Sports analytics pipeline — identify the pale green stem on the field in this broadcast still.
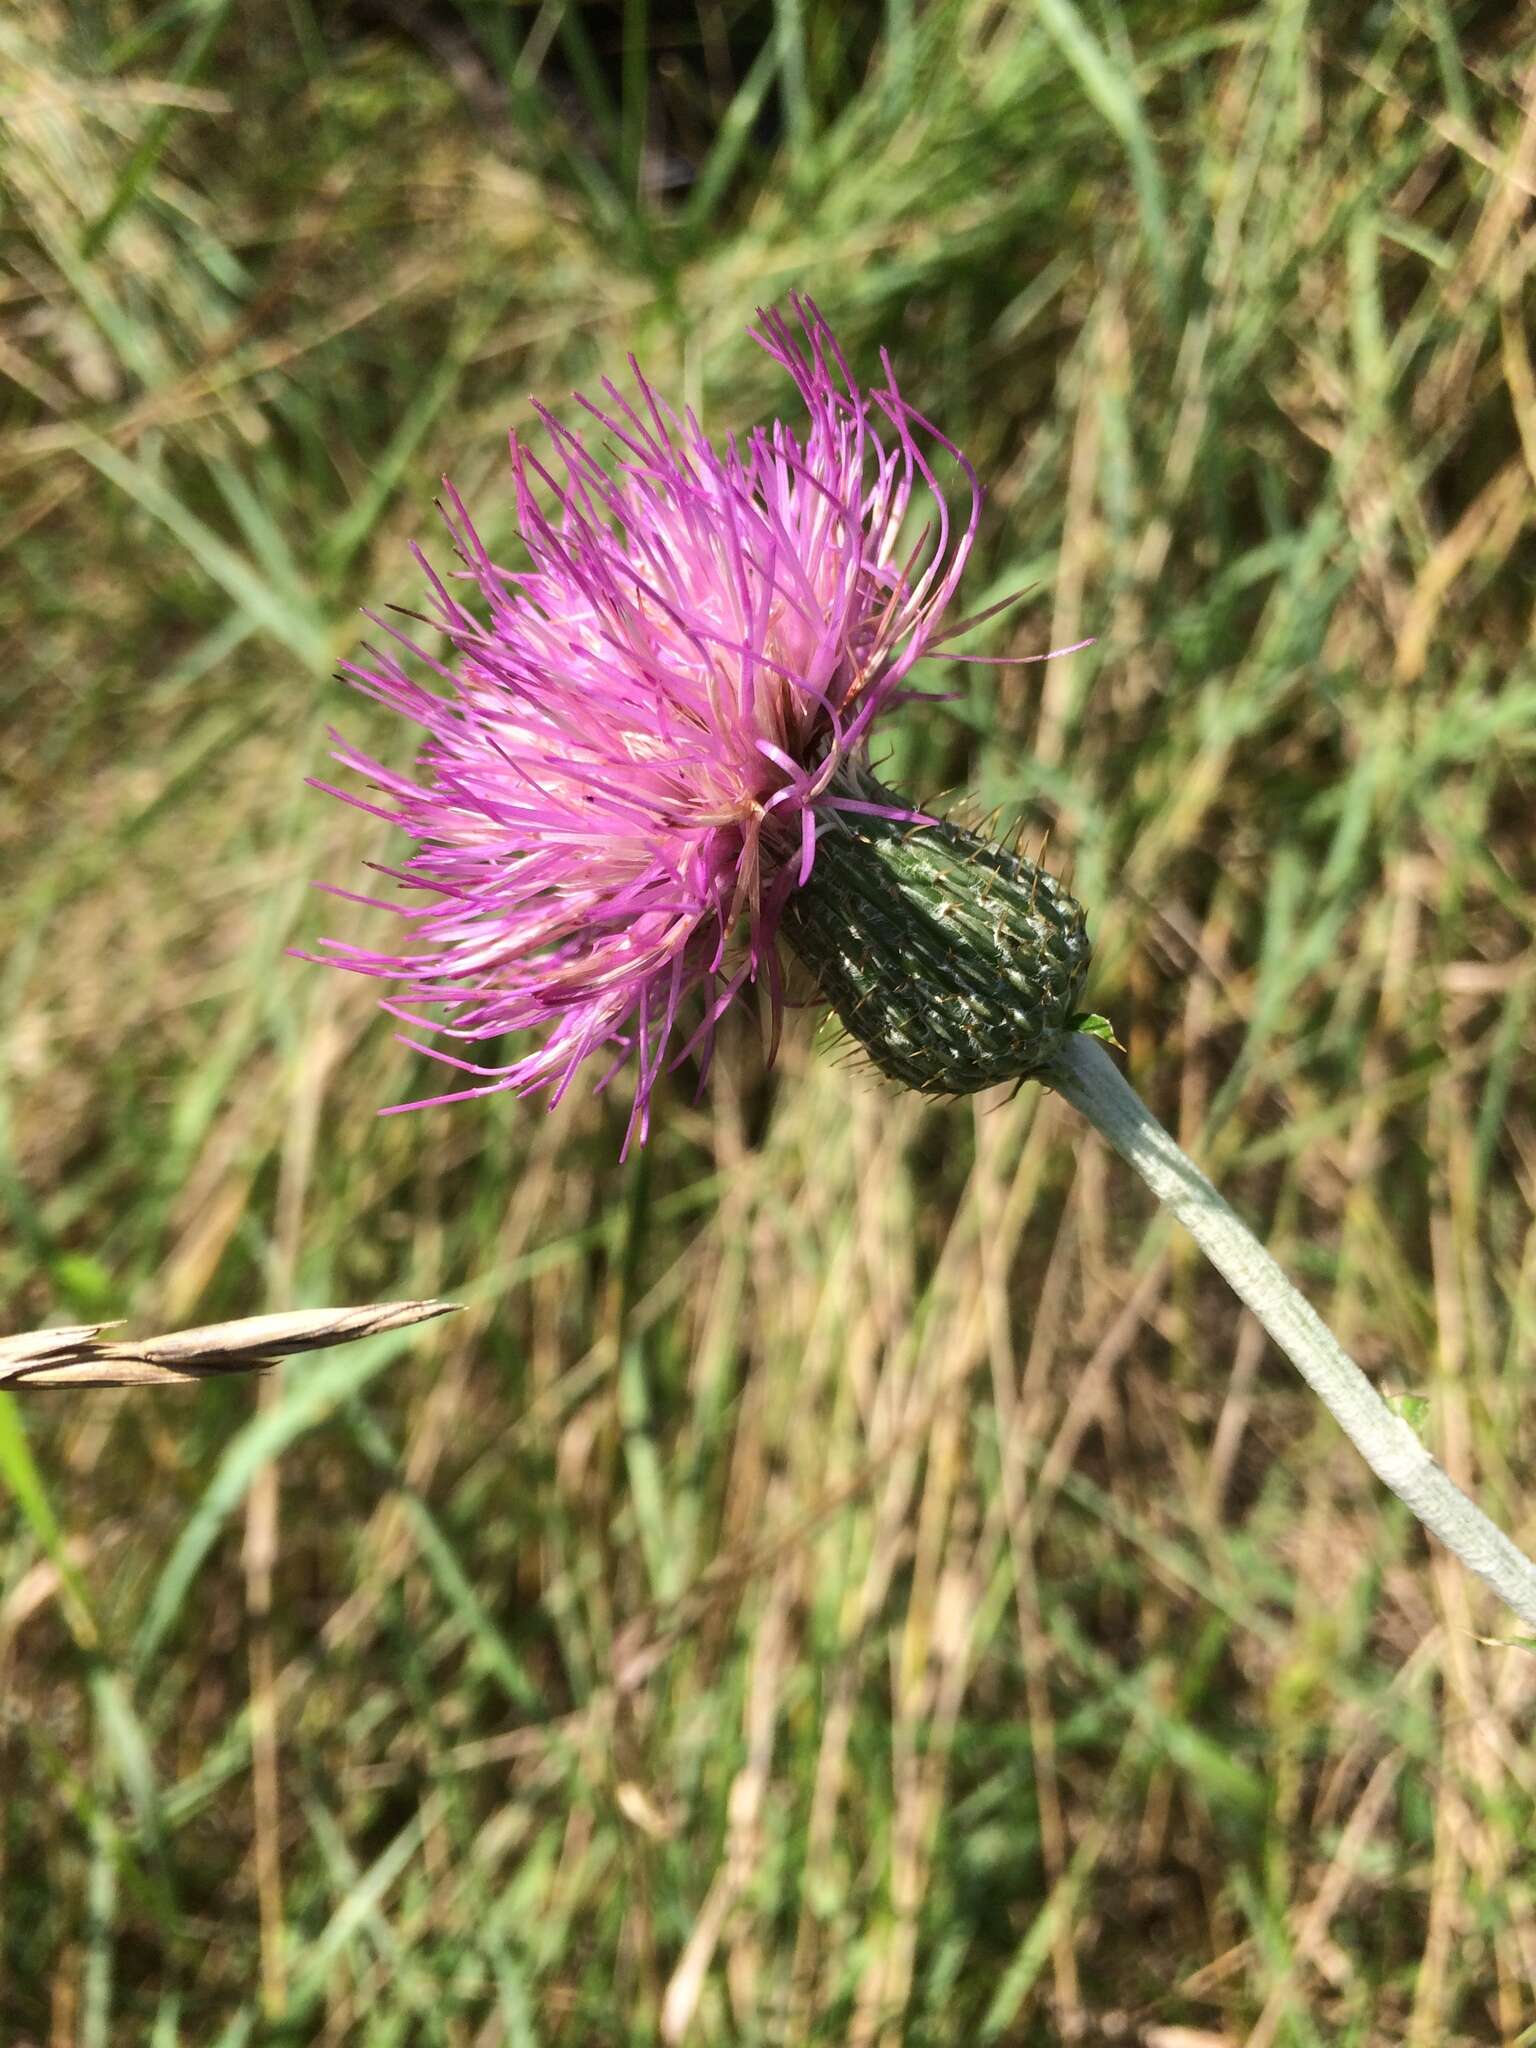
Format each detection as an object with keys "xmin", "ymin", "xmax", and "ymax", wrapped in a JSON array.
[{"xmin": 1046, "ymin": 1034, "xmax": 1536, "ymax": 1634}]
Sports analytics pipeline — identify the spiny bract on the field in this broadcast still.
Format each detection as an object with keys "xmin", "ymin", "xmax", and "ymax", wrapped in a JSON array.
[{"xmin": 783, "ymin": 780, "xmax": 1092, "ymax": 1096}]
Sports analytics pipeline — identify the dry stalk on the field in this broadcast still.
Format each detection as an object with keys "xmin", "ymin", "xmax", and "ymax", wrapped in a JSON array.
[{"xmin": 0, "ymin": 1300, "xmax": 458, "ymax": 1391}]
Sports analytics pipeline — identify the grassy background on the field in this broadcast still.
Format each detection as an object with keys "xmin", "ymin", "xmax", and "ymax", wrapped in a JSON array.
[{"xmin": 4, "ymin": 1, "xmax": 1536, "ymax": 2041}]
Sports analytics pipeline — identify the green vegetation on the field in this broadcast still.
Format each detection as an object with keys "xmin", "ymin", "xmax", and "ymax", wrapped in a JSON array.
[{"xmin": 4, "ymin": 2, "xmax": 1535, "ymax": 2039}]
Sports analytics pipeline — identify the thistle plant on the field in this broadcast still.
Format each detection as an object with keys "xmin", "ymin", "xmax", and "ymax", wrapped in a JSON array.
[{"xmin": 310, "ymin": 299, "xmax": 1536, "ymax": 1635}]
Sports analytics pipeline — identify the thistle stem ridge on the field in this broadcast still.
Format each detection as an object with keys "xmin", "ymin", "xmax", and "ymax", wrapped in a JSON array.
[{"xmin": 1046, "ymin": 1033, "xmax": 1536, "ymax": 1634}]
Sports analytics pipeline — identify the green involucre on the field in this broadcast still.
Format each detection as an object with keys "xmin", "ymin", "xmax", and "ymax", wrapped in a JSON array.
[{"xmin": 785, "ymin": 788, "xmax": 1092, "ymax": 1095}]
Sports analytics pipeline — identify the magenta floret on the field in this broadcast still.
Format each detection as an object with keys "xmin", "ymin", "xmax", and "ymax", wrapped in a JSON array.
[{"xmin": 309, "ymin": 296, "xmax": 980, "ymax": 1147}]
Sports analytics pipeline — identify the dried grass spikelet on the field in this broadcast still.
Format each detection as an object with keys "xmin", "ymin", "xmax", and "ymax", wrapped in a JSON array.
[{"xmin": 0, "ymin": 1300, "xmax": 458, "ymax": 1391}]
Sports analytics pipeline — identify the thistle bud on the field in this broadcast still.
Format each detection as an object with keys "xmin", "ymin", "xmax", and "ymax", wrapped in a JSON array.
[{"xmin": 785, "ymin": 783, "xmax": 1092, "ymax": 1095}]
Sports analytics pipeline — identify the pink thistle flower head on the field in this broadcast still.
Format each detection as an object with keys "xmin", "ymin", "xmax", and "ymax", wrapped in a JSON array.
[{"xmin": 309, "ymin": 297, "xmax": 988, "ymax": 1148}]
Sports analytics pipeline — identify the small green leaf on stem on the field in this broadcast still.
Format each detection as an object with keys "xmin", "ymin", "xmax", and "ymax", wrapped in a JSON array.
[
  {"xmin": 1385, "ymin": 1392, "xmax": 1431, "ymax": 1435},
  {"xmin": 1070, "ymin": 1012, "xmax": 1123, "ymax": 1048}
]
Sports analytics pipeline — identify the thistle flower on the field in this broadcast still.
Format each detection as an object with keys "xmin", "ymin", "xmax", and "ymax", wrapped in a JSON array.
[
  {"xmin": 301, "ymin": 301, "xmax": 1536, "ymax": 1639},
  {"xmin": 311, "ymin": 296, "xmax": 1087, "ymax": 1146}
]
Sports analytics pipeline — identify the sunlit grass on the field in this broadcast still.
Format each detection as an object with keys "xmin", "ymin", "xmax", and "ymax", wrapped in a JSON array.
[{"xmin": 3, "ymin": 2, "xmax": 1535, "ymax": 2040}]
